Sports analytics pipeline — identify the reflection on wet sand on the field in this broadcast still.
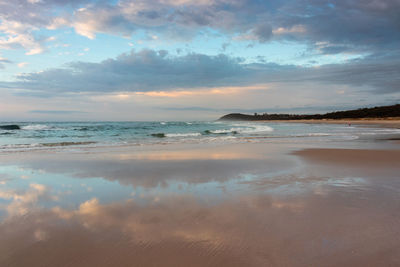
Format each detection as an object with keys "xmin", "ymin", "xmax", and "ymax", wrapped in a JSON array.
[
  {"xmin": 0, "ymin": 143, "xmax": 296, "ymax": 189},
  {"xmin": 1, "ymin": 187, "xmax": 400, "ymax": 266},
  {"xmin": 293, "ymin": 148, "xmax": 400, "ymax": 167},
  {"xmin": 0, "ymin": 142, "xmax": 399, "ymax": 266}
]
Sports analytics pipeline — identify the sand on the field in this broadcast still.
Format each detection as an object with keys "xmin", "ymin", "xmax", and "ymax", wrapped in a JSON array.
[
  {"xmin": 0, "ymin": 131, "xmax": 399, "ymax": 266},
  {"xmin": 293, "ymin": 148, "xmax": 400, "ymax": 167},
  {"xmin": 260, "ymin": 118, "xmax": 400, "ymax": 128}
]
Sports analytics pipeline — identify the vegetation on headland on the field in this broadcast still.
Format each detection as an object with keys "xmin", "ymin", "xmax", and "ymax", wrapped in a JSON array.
[{"xmin": 219, "ymin": 104, "xmax": 400, "ymax": 121}]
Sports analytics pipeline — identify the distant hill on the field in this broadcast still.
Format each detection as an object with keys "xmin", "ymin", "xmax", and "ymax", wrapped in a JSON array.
[{"xmin": 219, "ymin": 104, "xmax": 400, "ymax": 121}]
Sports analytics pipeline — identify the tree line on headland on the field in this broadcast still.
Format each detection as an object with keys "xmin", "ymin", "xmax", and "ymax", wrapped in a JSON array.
[{"xmin": 219, "ymin": 104, "xmax": 400, "ymax": 121}]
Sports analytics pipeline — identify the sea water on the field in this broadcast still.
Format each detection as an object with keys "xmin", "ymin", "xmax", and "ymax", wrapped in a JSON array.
[{"xmin": 0, "ymin": 121, "xmax": 399, "ymax": 151}]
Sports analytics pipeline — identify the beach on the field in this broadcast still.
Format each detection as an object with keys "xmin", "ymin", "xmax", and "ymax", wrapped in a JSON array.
[
  {"xmin": 2, "ymin": 0, "xmax": 400, "ymax": 265},
  {"xmin": 0, "ymin": 121, "xmax": 399, "ymax": 266},
  {"xmin": 258, "ymin": 118, "xmax": 400, "ymax": 128}
]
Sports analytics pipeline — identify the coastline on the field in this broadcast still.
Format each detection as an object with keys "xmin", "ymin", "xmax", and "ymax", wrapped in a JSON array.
[
  {"xmin": 256, "ymin": 118, "xmax": 400, "ymax": 128},
  {"xmin": 293, "ymin": 148, "xmax": 400, "ymax": 167},
  {"xmin": 1, "ymin": 120, "xmax": 400, "ymax": 154},
  {"xmin": 0, "ymin": 123, "xmax": 399, "ymax": 266}
]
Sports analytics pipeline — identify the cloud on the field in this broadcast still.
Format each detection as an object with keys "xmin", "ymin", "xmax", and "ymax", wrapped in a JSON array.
[
  {"xmin": 58, "ymin": 0, "xmax": 400, "ymax": 55},
  {"xmin": 3, "ymin": 48, "xmax": 400, "ymax": 96},
  {"xmin": 8, "ymin": 49, "xmax": 253, "ymax": 94},
  {"xmin": 0, "ymin": 57, "xmax": 12, "ymax": 69},
  {"xmin": 29, "ymin": 110, "xmax": 88, "ymax": 114},
  {"xmin": 1, "ymin": 0, "xmax": 400, "ymax": 57},
  {"xmin": 159, "ymin": 106, "xmax": 218, "ymax": 111},
  {"xmin": 0, "ymin": 0, "xmax": 92, "ymax": 54},
  {"xmin": 17, "ymin": 62, "xmax": 28, "ymax": 68},
  {"xmin": 0, "ymin": 19, "xmax": 45, "ymax": 55},
  {"xmin": 311, "ymin": 55, "xmax": 400, "ymax": 94},
  {"xmin": 158, "ymin": 104, "xmax": 371, "ymax": 114},
  {"xmin": 0, "ymin": 58, "xmax": 12, "ymax": 63},
  {"xmin": 0, "ymin": 0, "xmax": 399, "ymax": 115},
  {"xmin": 301, "ymin": 1, "xmax": 399, "ymax": 54},
  {"xmin": 252, "ymin": 24, "xmax": 273, "ymax": 42},
  {"xmin": 0, "ymin": 183, "xmax": 55, "ymax": 216}
]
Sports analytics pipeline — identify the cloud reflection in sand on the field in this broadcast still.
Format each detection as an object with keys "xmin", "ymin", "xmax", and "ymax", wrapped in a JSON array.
[
  {"xmin": 1, "ymin": 187, "xmax": 400, "ymax": 267},
  {"xmin": 0, "ymin": 143, "xmax": 400, "ymax": 266},
  {"xmin": 0, "ymin": 144, "xmax": 296, "ymax": 190}
]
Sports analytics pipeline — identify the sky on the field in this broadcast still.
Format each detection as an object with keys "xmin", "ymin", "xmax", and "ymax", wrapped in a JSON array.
[{"xmin": 0, "ymin": 0, "xmax": 399, "ymax": 121}]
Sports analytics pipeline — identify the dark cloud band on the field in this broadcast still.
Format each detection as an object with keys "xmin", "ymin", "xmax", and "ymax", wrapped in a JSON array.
[{"xmin": 3, "ymin": 49, "xmax": 399, "ymax": 95}]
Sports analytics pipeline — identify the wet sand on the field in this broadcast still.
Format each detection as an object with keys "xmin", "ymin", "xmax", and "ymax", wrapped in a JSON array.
[
  {"xmin": 293, "ymin": 148, "xmax": 400, "ymax": 167},
  {"xmin": 262, "ymin": 118, "xmax": 400, "ymax": 128},
  {"xmin": 0, "ymin": 140, "xmax": 400, "ymax": 266}
]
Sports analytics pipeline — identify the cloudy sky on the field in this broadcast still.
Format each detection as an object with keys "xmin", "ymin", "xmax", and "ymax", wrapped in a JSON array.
[{"xmin": 0, "ymin": 0, "xmax": 399, "ymax": 121}]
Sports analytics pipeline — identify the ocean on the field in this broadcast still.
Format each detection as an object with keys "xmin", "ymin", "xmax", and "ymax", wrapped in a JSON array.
[{"xmin": 1, "ymin": 121, "xmax": 399, "ymax": 152}]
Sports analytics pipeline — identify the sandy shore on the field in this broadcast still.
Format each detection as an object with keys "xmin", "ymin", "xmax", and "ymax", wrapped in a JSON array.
[
  {"xmin": 293, "ymin": 148, "xmax": 400, "ymax": 167},
  {"xmin": 260, "ymin": 118, "xmax": 400, "ymax": 128},
  {"xmin": 0, "ymin": 135, "xmax": 399, "ymax": 266}
]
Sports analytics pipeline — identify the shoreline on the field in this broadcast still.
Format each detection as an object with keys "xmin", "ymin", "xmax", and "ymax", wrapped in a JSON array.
[
  {"xmin": 0, "ymin": 129, "xmax": 400, "ymax": 266},
  {"xmin": 254, "ymin": 118, "xmax": 400, "ymax": 128},
  {"xmin": 1, "ymin": 120, "xmax": 400, "ymax": 154},
  {"xmin": 293, "ymin": 148, "xmax": 400, "ymax": 167}
]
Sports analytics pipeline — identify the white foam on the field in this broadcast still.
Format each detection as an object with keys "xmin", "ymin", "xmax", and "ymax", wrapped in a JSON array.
[
  {"xmin": 307, "ymin": 133, "xmax": 331, "ymax": 136},
  {"xmin": 165, "ymin": 132, "xmax": 202, "ymax": 137},
  {"xmin": 22, "ymin": 124, "xmax": 52, "ymax": 130},
  {"xmin": 207, "ymin": 136, "xmax": 237, "ymax": 141},
  {"xmin": 231, "ymin": 124, "xmax": 274, "ymax": 134},
  {"xmin": 210, "ymin": 129, "xmax": 234, "ymax": 134}
]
